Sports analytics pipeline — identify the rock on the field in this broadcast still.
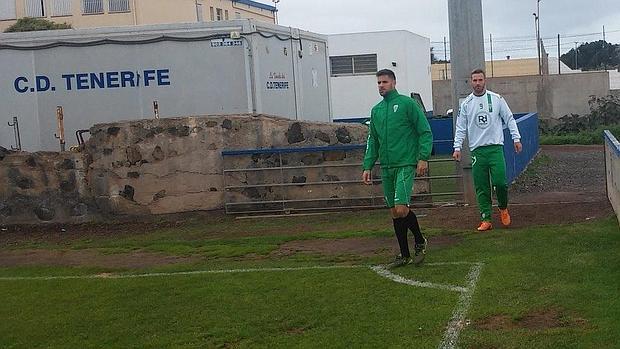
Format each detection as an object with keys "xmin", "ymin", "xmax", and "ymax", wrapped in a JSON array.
[
  {"xmin": 287, "ymin": 122, "xmax": 305, "ymax": 144},
  {"xmin": 107, "ymin": 127, "xmax": 121, "ymax": 136},
  {"xmin": 25, "ymin": 156, "xmax": 37, "ymax": 167},
  {"xmin": 71, "ymin": 203, "xmax": 88, "ymax": 217},
  {"xmin": 222, "ymin": 119, "xmax": 233, "ymax": 130},
  {"xmin": 34, "ymin": 206, "xmax": 55, "ymax": 221},
  {"xmin": 16, "ymin": 177, "xmax": 33, "ymax": 190},
  {"xmin": 60, "ymin": 179, "xmax": 75, "ymax": 192},
  {"xmin": 322, "ymin": 175, "xmax": 340, "ymax": 182},
  {"xmin": 59, "ymin": 158, "xmax": 75, "ymax": 170},
  {"xmin": 336, "ymin": 127, "xmax": 352, "ymax": 144},
  {"xmin": 153, "ymin": 190, "xmax": 166, "ymax": 201},
  {"xmin": 292, "ymin": 176, "xmax": 307, "ymax": 184},
  {"xmin": 315, "ymin": 131, "xmax": 331, "ymax": 143},
  {"xmin": 152, "ymin": 146, "xmax": 165, "ymax": 161},
  {"xmin": 0, "ymin": 203, "xmax": 12, "ymax": 217},
  {"xmin": 0, "ymin": 146, "xmax": 10, "ymax": 161},
  {"xmin": 126, "ymin": 146, "xmax": 142, "ymax": 165},
  {"xmin": 120, "ymin": 185, "xmax": 135, "ymax": 201}
]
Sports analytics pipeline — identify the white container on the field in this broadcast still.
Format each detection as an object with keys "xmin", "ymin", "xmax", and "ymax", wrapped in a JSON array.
[{"xmin": 0, "ymin": 20, "xmax": 332, "ymax": 151}]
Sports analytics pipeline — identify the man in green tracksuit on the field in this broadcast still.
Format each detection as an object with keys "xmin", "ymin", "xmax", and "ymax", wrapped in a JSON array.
[
  {"xmin": 453, "ymin": 69, "xmax": 522, "ymax": 231},
  {"xmin": 362, "ymin": 69, "xmax": 433, "ymax": 267}
]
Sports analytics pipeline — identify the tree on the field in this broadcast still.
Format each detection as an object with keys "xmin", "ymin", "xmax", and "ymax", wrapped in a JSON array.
[
  {"xmin": 560, "ymin": 40, "xmax": 619, "ymax": 71},
  {"xmin": 4, "ymin": 17, "xmax": 71, "ymax": 33},
  {"xmin": 430, "ymin": 46, "xmax": 449, "ymax": 64}
]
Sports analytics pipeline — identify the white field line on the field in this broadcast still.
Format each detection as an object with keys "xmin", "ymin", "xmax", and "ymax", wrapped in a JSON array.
[
  {"xmin": 0, "ymin": 262, "xmax": 476, "ymax": 282},
  {"xmin": 0, "ymin": 265, "xmax": 364, "ymax": 281},
  {"xmin": 369, "ymin": 265, "xmax": 468, "ymax": 293},
  {"xmin": 437, "ymin": 262, "xmax": 484, "ymax": 349}
]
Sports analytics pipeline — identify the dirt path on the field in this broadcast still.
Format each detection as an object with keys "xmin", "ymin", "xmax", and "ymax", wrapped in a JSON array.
[{"xmin": 510, "ymin": 145, "xmax": 607, "ymax": 203}]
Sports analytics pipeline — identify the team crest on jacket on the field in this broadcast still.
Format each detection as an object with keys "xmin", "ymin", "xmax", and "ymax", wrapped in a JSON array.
[
  {"xmin": 393, "ymin": 105, "xmax": 399, "ymax": 113},
  {"xmin": 475, "ymin": 111, "xmax": 490, "ymax": 129}
]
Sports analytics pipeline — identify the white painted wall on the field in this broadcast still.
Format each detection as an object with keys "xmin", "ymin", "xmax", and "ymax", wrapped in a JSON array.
[
  {"xmin": 328, "ymin": 30, "xmax": 432, "ymax": 119},
  {"xmin": 608, "ymin": 69, "xmax": 620, "ymax": 90}
]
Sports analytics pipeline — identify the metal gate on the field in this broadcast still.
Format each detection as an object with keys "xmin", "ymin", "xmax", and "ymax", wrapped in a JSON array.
[{"xmin": 222, "ymin": 144, "xmax": 463, "ymax": 215}]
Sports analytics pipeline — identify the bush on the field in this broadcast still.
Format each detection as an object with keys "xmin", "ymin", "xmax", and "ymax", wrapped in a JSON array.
[
  {"xmin": 540, "ymin": 124, "xmax": 620, "ymax": 145},
  {"xmin": 4, "ymin": 17, "xmax": 71, "ymax": 33},
  {"xmin": 539, "ymin": 95, "xmax": 620, "ymax": 144}
]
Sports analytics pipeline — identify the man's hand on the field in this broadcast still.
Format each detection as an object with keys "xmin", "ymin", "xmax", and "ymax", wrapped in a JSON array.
[
  {"xmin": 514, "ymin": 142, "xmax": 523, "ymax": 154},
  {"xmin": 362, "ymin": 170, "xmax": 372, "ymax": 185},
  {"xmin": 452, "ymin": 150, "xmax": 461, "ymax": 162},
  {"xmin": 416, "ymin": 160, "xmax": 428, "ymax": 177}
]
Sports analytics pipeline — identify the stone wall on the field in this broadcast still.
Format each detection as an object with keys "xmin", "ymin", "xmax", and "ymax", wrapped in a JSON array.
[
  {"xmin": 85, "ymin": 114, "xmax": 369, "ymax": 216},
  {"xmin": 0, "ymin": 149, "xmax": 92, "ymax": 224},
  {"xmin": 1, "ymin": 115, "xmax": 372, "ymax": 224}
]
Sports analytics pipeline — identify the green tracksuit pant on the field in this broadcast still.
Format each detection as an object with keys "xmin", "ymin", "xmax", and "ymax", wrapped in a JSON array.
[{"xmin": 471, "ymin": 145, "xmax": 508, "ymax": 222}]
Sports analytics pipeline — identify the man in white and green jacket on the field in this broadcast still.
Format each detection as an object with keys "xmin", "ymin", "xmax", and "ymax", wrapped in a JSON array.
[{"xmin": 452, "ymin": 69, "xmax": 522, "ymax": 232}]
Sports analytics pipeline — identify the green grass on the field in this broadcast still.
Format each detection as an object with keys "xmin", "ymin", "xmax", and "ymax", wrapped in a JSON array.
[
  {"xmin": 428, "ymin": 156, "xmax": 459, "ymax": 203},
  {"xmin": 1, "ymin": 213, "xmax": 619, "ymax": 348},
  {"xmin": 540, "ymin": 124, "xmax": 620, "ymax": 145}
]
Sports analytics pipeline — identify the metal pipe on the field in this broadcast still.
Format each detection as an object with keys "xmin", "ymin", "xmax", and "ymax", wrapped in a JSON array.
[
  {"xmin": 557, "ymin": 34, "xmax": 561, "ymax": 75},
  {"xmin": 226, "ymin": 192, "xmax": 465, "ymax": 206},
  {"xmin": 225, "ymin": 175, "xmax": 463, "ymax": 190},
  {"xmin": 443, "ymin": 36, "xmax": 448, "ymax": 80},
  {"xmin": 54, "ymin": 106, "xmax": 66, "ymax": 152},
  {"xmin": 153, "ymin": 101, "xmax": 160, "ymax": 119},
  {"xmin": 489, "ymin": 33, "xmax": 494, "ymax": 77},
  {"xmin": 7, "ymin": 116, "xmax": 21, "ymax": 151},
  {"xmin": 223, "ymin": 158, "xmax": 457, "ymax": 173}
]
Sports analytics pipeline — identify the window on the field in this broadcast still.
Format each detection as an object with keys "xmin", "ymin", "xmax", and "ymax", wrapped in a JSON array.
[
  {"xmin": 329, "ymin": 54, "xmax": 377, "ymax": 76},
  {"xmin": 108, "ymin": 0, "xmax": 129, "ymax": 13},
  {"xmin": 224, "ymin": 9, "xmax": 228, "ymax": 20},
  {"xmin": 51, "ymin": 0, "xmax": 71, "ymax": 16},
  {"xmin": 216, "ymin": 8, "xmax": 222, "ymax": 21},
  {"xmin": 82, "ymin": 0, "xmax": 103, "ymax": 14},
  {"xmin": 196, "ymin": 2, "xmax": 203, "ymax": 21},
  {"xmin": 209, "ymin": 6, "xmax": 214, "ymax": 20},
  {"xmin": 25, "ymin": 0, "xmax": 45, "ymax": 17},
  {"xmin": 0, "ymin": 0, "xmax": 17, "ymax": 20}
]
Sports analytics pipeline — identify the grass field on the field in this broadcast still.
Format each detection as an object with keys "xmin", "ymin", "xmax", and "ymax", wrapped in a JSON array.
[{"xmin": 1, "ymin": 211, "xmax": 619, "ymax": 349}]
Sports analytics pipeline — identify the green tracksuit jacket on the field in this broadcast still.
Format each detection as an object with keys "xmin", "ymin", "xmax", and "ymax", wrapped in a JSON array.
[{"xmin": 363, "ymin": 89, "xmax": 433, "ymax": 170}]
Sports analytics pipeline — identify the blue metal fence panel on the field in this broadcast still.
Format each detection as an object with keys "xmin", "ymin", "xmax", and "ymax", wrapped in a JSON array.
[
  {"xmin": 503, "ymin": 113, "xmax": 539, "ymax": 184},
  {"xmin": 428, "ymin": 118, "xmax": 453, "ymax": 155}
]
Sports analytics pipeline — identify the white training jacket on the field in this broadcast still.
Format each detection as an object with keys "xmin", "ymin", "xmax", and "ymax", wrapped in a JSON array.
[{"xmin": 453, "ymin": 90, "xmax": 521, "ymax": 152}]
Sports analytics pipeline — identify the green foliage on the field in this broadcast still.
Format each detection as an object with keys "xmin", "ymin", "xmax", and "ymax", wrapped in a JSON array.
[
  {"xmin": 540, "ymin": 125, "xmax": 620, "ymax": 145},
  {"xmin": 540, "ymin": 95, "xmax": 620, "ymax": 144},
  {"xmin": 560, "ymin": 40, "xmax": 620, "ymax": 70},
  {"xmin": 4, "ymin": 17, "xmax": 71, "ymax": 33}
]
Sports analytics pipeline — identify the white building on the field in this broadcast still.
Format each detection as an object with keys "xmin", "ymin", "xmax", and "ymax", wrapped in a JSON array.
[{"xmin": 328, "ymin": 30, "xmax": 433, "ymax": 120}]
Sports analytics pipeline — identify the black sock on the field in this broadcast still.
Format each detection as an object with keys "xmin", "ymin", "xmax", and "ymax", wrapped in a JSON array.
[
  {"xmin": 405, "ymin": 211, "xmax": 425, "ymax": 245},
  {"xmin": 392, "ymin": 217, "xmax": 411, "ymax": 258}
]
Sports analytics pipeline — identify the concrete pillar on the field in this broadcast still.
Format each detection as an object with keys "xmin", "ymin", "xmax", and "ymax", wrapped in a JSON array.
[{"xmin": 448, "ymin": 0, "xmax": 485, "ymax": 205}]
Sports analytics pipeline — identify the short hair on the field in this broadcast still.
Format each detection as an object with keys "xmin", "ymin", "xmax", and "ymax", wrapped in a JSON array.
[
  {"xmin": 376, "ymin": 69, "xmax": 396, "ymax": 80},
  {"xmin": 471, "ymin": 69, "xmax": 486, "ymax": 77}
]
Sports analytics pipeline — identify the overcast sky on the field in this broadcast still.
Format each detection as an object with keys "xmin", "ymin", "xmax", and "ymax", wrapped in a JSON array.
[{"xmin": 276, "ymin": 0, "xmax": 620, "ymax": 59}]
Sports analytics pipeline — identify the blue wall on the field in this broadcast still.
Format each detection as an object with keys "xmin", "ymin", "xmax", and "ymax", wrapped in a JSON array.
[{"xmin": 503, "ymin": 113, "xmax": 539, "ymax": 184}]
